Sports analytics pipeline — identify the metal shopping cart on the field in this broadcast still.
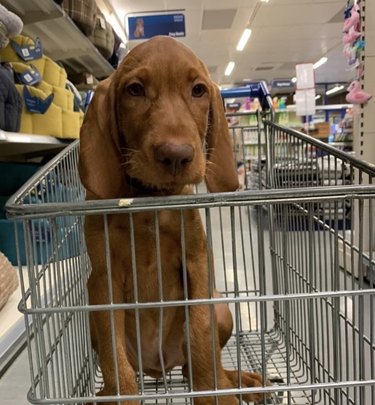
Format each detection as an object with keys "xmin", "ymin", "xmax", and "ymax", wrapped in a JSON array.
[{"xmin": 6, "ymin": 82, "xmax": 375, "ymax": 404}]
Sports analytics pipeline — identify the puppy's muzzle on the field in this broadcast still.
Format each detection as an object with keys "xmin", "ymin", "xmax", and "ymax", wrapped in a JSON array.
[{"xmin": 154, "ymin": 143, "xmax": 194, "ymax": 176}]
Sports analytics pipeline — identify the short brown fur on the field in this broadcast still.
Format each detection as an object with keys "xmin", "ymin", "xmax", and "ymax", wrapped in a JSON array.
[{"xmin": 79, "ymin": 36, "xmax": 268, "ymax": 404}]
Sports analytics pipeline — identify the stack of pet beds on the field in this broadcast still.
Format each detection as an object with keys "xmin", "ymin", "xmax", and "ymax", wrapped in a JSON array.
[
  {"xmin": 0, "ymin": 34, "xmax": 84, "ymax": 139},
  {"xmin": 0, "ymin": 64, "xmax": 22, "ymax": 132},
  {"xmin": 88, "ymin": 10, "xmax": 115, "ymax": 59},
  {"xmin": 62, "ymin": 0, "xmax": 120, "ymax": 67},
  {"xmin": 62, "ymin": 0, "xmax": 126, "ymax": 69},
  {"xmin": 0, "ymin": 251, "xmax": 18, "ymax": 310}
]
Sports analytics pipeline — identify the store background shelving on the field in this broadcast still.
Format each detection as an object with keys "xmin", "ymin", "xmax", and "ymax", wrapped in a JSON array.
[
  {"xmin": 1, "ymin": 0, "xmax": 114, "ymax": 78},
  {"xmin": 0, "ymin": 0, "xmax": 114, "ymax": 374},
  {"xmin": 274, "ymin": 104, "xmax": 354, "ymax": 152},
  {"xmin": 0, "ymin": 130, "xmax": 69, "ymax": 159},
  {"xmin": 0, "ymin": 0, "xmax": 114, "ymax": 159}
]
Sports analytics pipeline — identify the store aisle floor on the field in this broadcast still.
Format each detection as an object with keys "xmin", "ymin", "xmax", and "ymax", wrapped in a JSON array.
[{"xmin": 0, "ymin": 348, "xmax": 29, "ymax": 405}]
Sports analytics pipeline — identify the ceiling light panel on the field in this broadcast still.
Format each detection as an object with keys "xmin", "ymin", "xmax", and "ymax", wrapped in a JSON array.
[
  {"xmin": 236, "ymin": 28, "xmax": 252, "ymax": 51},
  {"xmin": 326, "ymin": 85, "xmax": 344, "ymax": 95},
  {"xmin": 225, "ymin": 61, "xmax": 235, "ymax": 76},
  {"xmin": 313, "ymin": 56, "xmax": 328, "ymax": 69}
]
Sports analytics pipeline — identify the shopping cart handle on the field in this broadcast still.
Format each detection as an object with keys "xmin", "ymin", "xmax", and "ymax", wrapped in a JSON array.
[{"xmin": 220, "ymin": 81, "xmax": 273, "ymax": 111}]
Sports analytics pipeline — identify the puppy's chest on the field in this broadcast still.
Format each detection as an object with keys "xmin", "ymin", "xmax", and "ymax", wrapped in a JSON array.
[
  {"xmin": 114, "ymin": 212, "xmax": 186, "ymax": 301},
  {"xmin": 123, "ymin": 253, "xmax": 184, "ymax": 304},
  {"xmin": 135, "ymin": 211, "xmax": 183, "ymax": 255}
]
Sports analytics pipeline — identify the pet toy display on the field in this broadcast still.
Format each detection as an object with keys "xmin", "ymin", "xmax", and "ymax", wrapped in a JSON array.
[
  {"xmin": 343, "ymin": 0, "xmax": 372, "ymax": 105},
  {"xmin": 343, "ymin": 3, "xmax": 360, "ymax": 34},
  {"xmin": 346, "ymin": 79, "xmax": 372, "ymax": 104}
]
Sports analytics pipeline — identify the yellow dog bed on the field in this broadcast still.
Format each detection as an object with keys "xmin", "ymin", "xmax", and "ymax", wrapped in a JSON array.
[
  {"xmin": 1, "ymin": 36, "xmax": 67, "ymax": 87},
  {"xmin": 16, "ymin": 85, "xmax": 82, "ymax": 139},
  {"xmin": 11, "ymin": 62, "xmax": 73, "ymax": 110}
]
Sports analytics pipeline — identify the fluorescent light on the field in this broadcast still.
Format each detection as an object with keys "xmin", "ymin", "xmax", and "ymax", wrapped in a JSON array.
[
  {"xmin": 236, "ymin": 28, "xmax": 252, "ymax": 51},
  {"xmin": 261, "ymin": 0, "xmax": 270, "ymax": 2},
  {"xmin": 225, "ymin": 61, "xmax": 235, "ymax": 76},
  {"xmin": 315, "ymin": 95, "xmax": 321, "ymax": 100},
  {"xmin": 326, "ymin": 85, "xmax": 344, "ymax": 95},
  {"xmin": 291, "ymin": 77, "xmax": 297, "ymax": 83},
  {"xmin": 313, "ymin": 56, "xmax": 328, "ymax": 69}
]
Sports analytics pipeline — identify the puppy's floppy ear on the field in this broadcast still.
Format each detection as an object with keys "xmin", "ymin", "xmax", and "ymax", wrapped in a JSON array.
[
  {"xmin": 79, "ymin": 77, "xmax": 124, "ymax": 199},
  {"xmin": 205, "ymin": 83, "xmax": 239, "ymax": 192}
]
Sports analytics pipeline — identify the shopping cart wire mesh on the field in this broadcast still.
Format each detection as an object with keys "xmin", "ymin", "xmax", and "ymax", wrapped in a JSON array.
[{"xmin": 6, "ymin": 111, "xmax": 375, "ymax": 405}]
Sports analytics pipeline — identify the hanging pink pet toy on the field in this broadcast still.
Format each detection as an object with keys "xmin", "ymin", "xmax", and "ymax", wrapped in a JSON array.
[
  {"xmin": 346, "ymin": 80, "xmax": 372, "ymax": 104},
  {"xmin": 343, "ymin": 3, "xmax": 360, "ymax": 33},
  {"xmin": 343, "ymin": 26, "xmax": 361, "ymax": 45}
]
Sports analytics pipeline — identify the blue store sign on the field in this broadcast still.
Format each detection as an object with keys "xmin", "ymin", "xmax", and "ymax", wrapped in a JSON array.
[{"xmin": 128, "ymin": 13, "xmax": 186, "ymax": 40}]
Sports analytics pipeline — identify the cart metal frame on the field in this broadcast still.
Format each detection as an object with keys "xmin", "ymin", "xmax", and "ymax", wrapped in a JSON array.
[{"xmin": 6, "ymin": 106, "xmax": 375, "ymax": 404}]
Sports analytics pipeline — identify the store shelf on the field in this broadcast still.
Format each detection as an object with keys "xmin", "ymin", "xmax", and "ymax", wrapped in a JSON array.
[
  {"xmin": 0, "ymin": 130, "xmax": 70, "ymax": 158},
  {"xmin": 1, "ymin": 0, "xmax": 114, "ymax": 78},
  {"xmin": 281, "ymin": 104, "xmax": 353, "ymax": 112}
]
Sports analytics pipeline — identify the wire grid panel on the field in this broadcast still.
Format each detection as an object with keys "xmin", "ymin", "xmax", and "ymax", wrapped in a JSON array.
[
  {"xmin": 227, "ymin": 112, "xmax": 265, "ymax": 191},
  {"xmin": 263, "ymin": 119, "xmax": 375, "ymax": 404},
  {"xmin": 263, "ymin": 118, "xmax": 375, "ymax": 282},
  {"xmin": 5, "ymin": 130, "xmax": 375, "ymax": 405}
]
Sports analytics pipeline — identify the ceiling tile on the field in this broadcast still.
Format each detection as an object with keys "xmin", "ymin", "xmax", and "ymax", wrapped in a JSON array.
[
  {"xmin": 329, "ymin": 6, "xmax": 346, "ymax": 23},
  {"xmin": 253, "ymin": 2, "xmax": 346, "ymax": 27},
  {"xmin": 201, "ymin": 9, "xmax": 237, "ymax": 30}
]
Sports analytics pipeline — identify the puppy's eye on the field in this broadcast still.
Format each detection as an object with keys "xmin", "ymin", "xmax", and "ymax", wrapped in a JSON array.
[
  {"xmin": 192, "ymin": 84, "xmax": 207, "ymax": 98},
  {"xmin": 127, "ymin": 83, "xmax": 145, "ymax": 97}
]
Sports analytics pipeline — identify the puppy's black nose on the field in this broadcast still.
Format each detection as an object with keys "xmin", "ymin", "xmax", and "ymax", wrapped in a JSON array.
[{"xmin": 154, "ymin": 143, "xmax": 194, "ymax": 175}]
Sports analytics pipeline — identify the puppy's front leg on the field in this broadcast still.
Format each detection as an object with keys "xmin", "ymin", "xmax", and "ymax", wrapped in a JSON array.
[
  {"xmin": 185, "ymin": 254, "xmax": 238, "ymax": 405},
  {"xmin": 88, "ymin": 271, "xmax": 139, "ymax": 405}
]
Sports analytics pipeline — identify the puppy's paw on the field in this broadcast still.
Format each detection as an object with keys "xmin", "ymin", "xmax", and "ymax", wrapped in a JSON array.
[
  {"xmin": 225, "ymin": 369, "xmax": 272, "ymax": 403},
  {"xmin": 88, "ymin": 388, "xmax": 139, "ymax": 405}
]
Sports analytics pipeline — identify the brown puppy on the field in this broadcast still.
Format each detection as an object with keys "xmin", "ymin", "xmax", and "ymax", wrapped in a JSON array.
[{"xmin": 79, "ymin": 36, "xmax": 267, "ymax": 404}]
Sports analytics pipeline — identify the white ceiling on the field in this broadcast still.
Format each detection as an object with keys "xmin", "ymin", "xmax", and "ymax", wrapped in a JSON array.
[{"xmin": 108, "ymin": 0, "xmax": 352, "ymax": 90}]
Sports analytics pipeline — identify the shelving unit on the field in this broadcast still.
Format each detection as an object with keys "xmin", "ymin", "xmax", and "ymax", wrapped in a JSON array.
[
  {"xmin": 268, "ymin": 104, "xmax": 355, "ymax": 153},
  {"xmin": 0, "ymin": 130, "xmax": 69, "ymax": 159},
  {"xmin": 1, "ymin": 0, "xmax": 114, "ymax": 78},
  {"xmin": 0, "ymin": 0, "xmax": 115, "ymax": 160},
  {"xmin": 0, "ymin": 0, "xmax": 114, "ymax": 373},
  {"xmin": 275, "ymin": 104, "xmax": 352, "ymax": 127},
  {"xmin": 0, "ymin": 0, "xmax": 118, "ymax": 161}
]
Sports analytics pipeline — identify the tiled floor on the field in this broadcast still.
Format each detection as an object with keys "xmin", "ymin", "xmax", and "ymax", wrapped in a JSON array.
[{"xmin": 0, "ymin": 348, "xmax": 30, "ymax": 405}]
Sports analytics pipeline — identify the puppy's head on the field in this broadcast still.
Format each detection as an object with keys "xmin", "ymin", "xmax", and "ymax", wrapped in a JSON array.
[{"xmin": 79, "ymin": 36, "xmax": 239, "ymax": 199}]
